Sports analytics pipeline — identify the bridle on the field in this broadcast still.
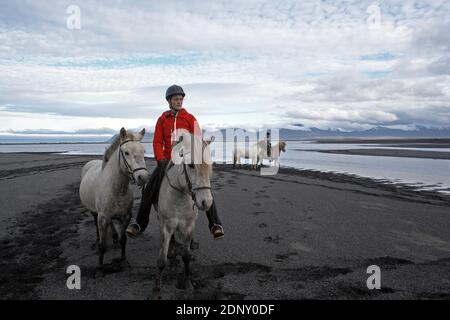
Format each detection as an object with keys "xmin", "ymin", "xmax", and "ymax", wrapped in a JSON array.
[
  {"xmin": 118, "ymin": 139, "xmax": 148, "ymax": 184},
  {"xmin": 164, "ymin": 153, "xmax": 212, "ymax": 208}
]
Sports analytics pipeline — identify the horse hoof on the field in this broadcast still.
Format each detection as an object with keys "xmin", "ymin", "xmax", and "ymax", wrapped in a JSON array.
[
  {"xmin": 120, "ymin": 259, "xmax": 131, "ymax": 270},
  {"xmin": 168, "ymin": 257, "xmax": 179, "ymax": 269},
  {"xmin": 185, "ymin": 280, "xmax": 193, "ymax": 291},
  {"xmin": 183, "ymin": 280, "xmax": 194, "ymax": 293},
  {"xmin": 190, "ymin": 240, "xmax": 200, "ymax": 250},
  {"xmin": 177, "ymin": 277, "xmax": 193, "ymax": 290},
  {"xmin": 152, "ymin": 288, "xmax": 162, "ymax": 300},
  {"xmin": 95, "ymin": 268, "xmax": 104, "ymax": 278}
]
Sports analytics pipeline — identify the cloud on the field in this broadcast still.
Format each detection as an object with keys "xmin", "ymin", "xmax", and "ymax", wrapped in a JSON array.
[
  {"xmin": 6, "ymin": 127, "xmax": 117, "ymax": 135},
  {"xmin": 1, "ymin": 0, "xmax": 450, "ymax": 133},
  {"xmin": 428, "ymin": 55, "xmax": 450, "ymax": 75},
  {"xmin": 286, "ymin": 108, "xmax": 398, "ymax": 124}
]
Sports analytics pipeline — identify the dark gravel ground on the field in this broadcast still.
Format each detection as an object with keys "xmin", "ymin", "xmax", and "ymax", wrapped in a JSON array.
[{"xmin": 1, "ymin": 153, "xmax": 449, "ymax": 300}]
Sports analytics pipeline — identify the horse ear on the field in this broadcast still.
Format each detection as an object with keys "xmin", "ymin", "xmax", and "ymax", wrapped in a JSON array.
[
  {"xmin": 205, "ymin": 136, "xmax": 215, "ymax": 145},
  {"xmin": 120, "ymin": 127, "xmax": 127, "ymax": 140},
  {"xmin": 173, "ymin": 135, "xmax": 184, "ymax": 146},
  {"xmin": 139, "ymin": 128, "xmax": 146, "ymax": 140}
]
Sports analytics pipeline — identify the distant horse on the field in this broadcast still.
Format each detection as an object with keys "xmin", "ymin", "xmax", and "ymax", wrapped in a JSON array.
[
  {"xmin": 232, "ymin": 145, "xmax": 258, "ymax": 169},
  {"xmin": 153, "ymin": 129, "xmax": 214, "ymax": 299},
  {"xmin": 255, "ymin": 141, "xmax": 287, "ymax": 167},
  {"xmin": 233, "ymin": 141, "xmax": 287, "ymax": 169},
  {"xmin": 79, "ymin": 127, "xmax": 149, "ymax": 275}
]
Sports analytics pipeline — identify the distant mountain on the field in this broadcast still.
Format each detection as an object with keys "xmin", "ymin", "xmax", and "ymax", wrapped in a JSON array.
[
  {"xmin": 230, "ymin": 126, "xmax": 450, "ymax": 140},
  {"xmin": 5, "ymin": 125, "xmax": 450, "ymax": 144},
  {"xmin": 135, "ymin": 125, "xmax": 450, "ymax": 143},
  {"xmin": 278, "ymin": 126, "xmax": 450, "ymax": 140}
]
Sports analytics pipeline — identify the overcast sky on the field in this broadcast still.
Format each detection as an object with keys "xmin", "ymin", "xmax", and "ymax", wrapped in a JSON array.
[{"xmin": 1, "ymin": 0, "xmax": 449, "ymax": 135}]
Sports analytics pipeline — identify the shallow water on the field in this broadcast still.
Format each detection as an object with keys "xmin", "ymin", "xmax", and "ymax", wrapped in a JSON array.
[{"xmin": 1, "ymin": 140, "xmax": 449, "ymax": 194}]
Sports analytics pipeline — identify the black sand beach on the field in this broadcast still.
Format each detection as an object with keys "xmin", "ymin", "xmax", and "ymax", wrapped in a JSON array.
[
  {"xmin": 304, "ymin": 148, "xmax": 450, "ymax": 160},
  {"xmin": 1, "ymin": 153, "xmax": 450, "ymax": 300}
]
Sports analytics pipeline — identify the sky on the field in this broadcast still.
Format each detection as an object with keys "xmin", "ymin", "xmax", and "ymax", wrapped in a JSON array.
[{"xmin": 1, "ymin": 0, "xmax": 450, "ymax": 136}]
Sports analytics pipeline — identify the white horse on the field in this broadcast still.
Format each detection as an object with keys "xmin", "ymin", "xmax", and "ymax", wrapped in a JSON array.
[
  {"xmin": 79, "ymin": 127, "xmax": 149, "ymax": 275},
  {"xmin": 255, "ymin": 141, "xmax": 287, "ymax": 167},
  {"xmin": 153, "ymin": 129, "xmax": 214, "ymax": 298},
  {"xmin": 232, "ymin": 145, "xmax": 259, "ymax": 169},
  {"xmin": 233, "ymin": 141, "xmax": 287, "ymax": 169}
]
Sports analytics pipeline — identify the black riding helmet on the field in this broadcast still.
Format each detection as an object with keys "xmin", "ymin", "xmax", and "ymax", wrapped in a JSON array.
[{"xmin": 165, "ymin": 85, "xmax": 186, "ymax": 101}]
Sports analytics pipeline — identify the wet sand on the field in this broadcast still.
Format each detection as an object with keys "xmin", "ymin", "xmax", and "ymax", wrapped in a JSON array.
[
  {"xmin": 305, "ymin": 148, "xmax": 450, "ymax": 160},
  {"xmin": 1, "ymin": 153, "xmax": 450, "ymax": 300},
  {"xmin": 314, "ymin": 138, "xmax": 450, "ymax": 145}
]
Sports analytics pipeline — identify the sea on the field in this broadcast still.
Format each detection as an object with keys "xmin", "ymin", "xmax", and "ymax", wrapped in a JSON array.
[{"xmin": 1, "ymin": 140, "xmax": 449, "ymax": 195}]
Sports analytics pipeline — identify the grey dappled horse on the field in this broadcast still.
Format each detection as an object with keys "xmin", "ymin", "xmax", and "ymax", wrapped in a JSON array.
[
  {"xmin": 153, "ymin": 129, "xmax": 214, "ymax": 298},
  {"xmin": 79, "ymin": 127, "xmax": 149, "ymax": 275}
]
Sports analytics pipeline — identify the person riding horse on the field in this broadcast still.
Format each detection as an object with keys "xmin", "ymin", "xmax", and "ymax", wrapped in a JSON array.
[
  {"xmin": 126, "ymin": 85, "xmax": 225, "ymax": 239},
  {"xmin": 266, "ymin": 130, "xmax": 272, "ymax": 159}
]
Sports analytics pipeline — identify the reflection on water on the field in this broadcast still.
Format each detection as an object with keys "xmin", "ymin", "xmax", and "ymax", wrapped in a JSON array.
[{"xmin": 1, "ymin": 140, "xmax": 449, "ymax": 194}]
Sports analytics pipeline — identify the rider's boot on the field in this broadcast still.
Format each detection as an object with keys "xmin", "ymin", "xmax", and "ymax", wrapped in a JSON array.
[
  {"xmin": 126, "ymin": 166, "xmax": 162, "ymax": 238},
  {"xmin": 206, "ymin": 200, "xmax": 224, "ymax": 239}
]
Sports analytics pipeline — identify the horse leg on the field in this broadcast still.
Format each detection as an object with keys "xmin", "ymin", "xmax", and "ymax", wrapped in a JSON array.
[
  {"xmin": 117, "ymin": 214, "xmax": 131, "ymax": 269},
  {"xmin": 153, "ymin": 225, "xmax": 173, "ymax": 299},
  {"xmin": 181, "ymin": 235, "xmax": 193, "ymax": 290},
  {"xmin": 90, "ymin": 211, "xmax": 99, "ymax": 243},
  {"xmin": 96, "ymin": 214, "xmax": 109, "ymax": 277},
  {"xmin": 190, "ymin": 237, "xmax": 199, "ymax": 250},
  {"xmin": 168, "ymin": 234, "xmax": 178, "ymax": 268},
  {"xmin": 112, "ymin": 228, "xmax": 119, "ymax": 246},
  {"xmin": 253, "ymin": 156, "xmax": 257, "ymax": 170}
]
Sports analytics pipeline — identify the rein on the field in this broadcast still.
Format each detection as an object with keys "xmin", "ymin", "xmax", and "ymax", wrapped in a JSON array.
[
  {"xmin": 118, "ymin": 139, "xmax": 148, "ymax": 185},
  {"xmin": 164, "ymin": 158, "xmax": 212, "ymax": 208}
]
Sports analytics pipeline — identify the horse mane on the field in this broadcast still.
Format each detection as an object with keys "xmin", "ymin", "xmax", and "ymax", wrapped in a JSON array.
[
  {"xmin": 102, "ymin": 130, "xmax": 138, "ymax": 169},
  {"xmin": 198, "ymin": 140, "xmax": 213, "ymax": 175},
  {"xmin": 175, "ymin": 129, "xmax": 213, "ymax": 176}
]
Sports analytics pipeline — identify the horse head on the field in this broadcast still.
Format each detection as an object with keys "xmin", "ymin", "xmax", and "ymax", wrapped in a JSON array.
[
  {"xmin": 171, "ymin": 130, "xmax": 214, "ymax": 211},
  {"xmin": 118, "ymin": 127, "xmax": 149, "ymax": 186}
]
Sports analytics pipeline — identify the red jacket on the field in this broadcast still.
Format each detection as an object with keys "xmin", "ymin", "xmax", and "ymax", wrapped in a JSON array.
[{"xmin": 153, "ymin": 108, "xmax": 201, "ymax": 161}]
